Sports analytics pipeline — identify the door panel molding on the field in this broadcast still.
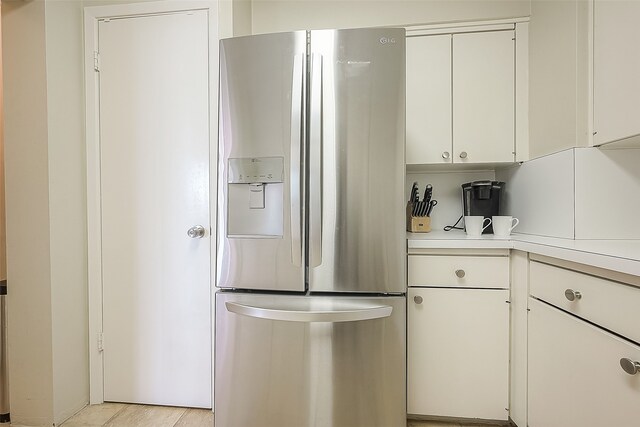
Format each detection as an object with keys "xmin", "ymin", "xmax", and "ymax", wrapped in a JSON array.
[{"xmin": 83, "ymin": 0, "xmax": 218, "ymax": 405}]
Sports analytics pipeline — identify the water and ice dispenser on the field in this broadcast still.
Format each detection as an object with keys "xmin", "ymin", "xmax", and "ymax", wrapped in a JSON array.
[{"xmin": 227, "ymin": 157, "xmax": 285, "ymax": 237}]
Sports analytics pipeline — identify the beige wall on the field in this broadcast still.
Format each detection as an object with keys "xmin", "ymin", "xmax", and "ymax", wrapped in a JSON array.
[
  {"xmin": 45, "ymin": 1, "xmax": 90, "ymax": 424},
  {"xmin": 0, "ymin": 6, "xmax": 5, "ymax": 282},
  {"xmin": 251, "ymin": 0, "xmax": 530, "ymax": 34},
  {"xmin": 2, "ymin": 1, "xmax": 56, "ymax": 425},
  {"xmin": 3, "ymin": 1, "xmax": 89, "ymax": 424},
  {"xmin": 232, "ymin": 0, "xmax": 252, "ymax": 36}
]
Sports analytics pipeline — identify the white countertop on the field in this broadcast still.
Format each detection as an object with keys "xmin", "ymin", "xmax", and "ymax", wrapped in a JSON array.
[{"xmin": 408, "ymin": 230, "xmax": 640, "ymax": 277}]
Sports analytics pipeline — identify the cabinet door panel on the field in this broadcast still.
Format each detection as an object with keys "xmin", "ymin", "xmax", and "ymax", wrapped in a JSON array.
[
  {"xmin": 453, "ymin": 30, "xmax": 514, "ymax": 163},
  {"xmin": 593, "ymin": 1, "xmax": 640, "ymax": 145},
  {"xmin": 406, "ymin": 34, "xmax": 452, "ymax": 164},
  {"xmin": 408, "ymin": 288, "xmax": 509, "ymax": 420},
  {"xmin": 529, "ymin": 298, "xmax": 640, "ymax": 427}
]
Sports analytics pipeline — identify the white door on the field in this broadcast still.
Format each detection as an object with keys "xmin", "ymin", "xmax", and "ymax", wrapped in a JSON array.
[
  {"xmin": 528, "ymin": 298, "xmax": 640, "ymax": 427},
  {"xmin": 98, "ymin": 11, "xmax": 211, "ymax": 408},
  {"xmin": 453, "ymin": 30, "xmax": 515, "ymax": 164},
  {"xmin": 407, "ymin": 287, "xmax": 509, "ymax": 420},
  {"xmin": 406, "ymin": 34, "xmax": 452, "ymax": 165}
]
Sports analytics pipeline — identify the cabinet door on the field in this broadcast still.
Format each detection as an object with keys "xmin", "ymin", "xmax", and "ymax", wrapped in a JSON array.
[
  {"xmin": 453, "ymin": 30, "xmax": 515, "ymax": 163},
  {"xmin": 593, "ymin": 1, "xmax": 640, "ymax": 145},
  {"xmin": 408, "ymin": 287, "xmax": 509, "ymax": 420},
  {"xmin": 406, "ymin": 34, "xmax": 452, "ymax": 165},
  {"xmin": 529, "ymin": 298, "xmax": 640, "ymax": 427}
]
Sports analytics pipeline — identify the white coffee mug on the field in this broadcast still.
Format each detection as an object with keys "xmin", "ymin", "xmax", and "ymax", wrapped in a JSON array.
[
  {"xmin": 492, "ymin": 216, "xmax": 519, "ymax": 237},
  {"xmin": 464, "ymin": 216, "xmax": 491, "ymax": 237}
]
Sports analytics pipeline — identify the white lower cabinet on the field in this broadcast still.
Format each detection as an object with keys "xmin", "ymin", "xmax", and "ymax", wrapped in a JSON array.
[
  {"xmin": 528, "ymin": 297, "xmax": 640, "ymax": 427},
  {"xmin": 407, "ymin": 287, "xmax": 510, "ymax": 420}
]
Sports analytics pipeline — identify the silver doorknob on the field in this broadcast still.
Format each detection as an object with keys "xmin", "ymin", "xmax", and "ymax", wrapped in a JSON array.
[
  {"xmin": 564, "ymin": 289, "xmax": 582, "ymax": 301},
  {"xmin": 442, "ymin": 151, "xmax": 450, "ymax": 159},
  {"xmin": 620, "ymin": 358, "xmax": 640, "ymax": 375},
  {"xmin": 455, "ymin": 269, "xmax": 466, "ymax": 278},
  {"xmin": 459, "ymin": 151, "xmax": 468, "ymax": 159},
  {"xmin": 187, "ymin": 225, "xmax": 206, "ymax": 238},
  {"xmin": 414, "ymin": 295, "xmax": 423, "ymax": 304}
]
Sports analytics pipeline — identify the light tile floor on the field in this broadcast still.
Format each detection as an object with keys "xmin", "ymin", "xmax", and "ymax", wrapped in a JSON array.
[
  {"xmin": 0, "ymin": 404, "xmax": 504, "ymax": 427},
  {"xmin": 55, "ymin": 404, "xmax": 212, "ymax": 427}
]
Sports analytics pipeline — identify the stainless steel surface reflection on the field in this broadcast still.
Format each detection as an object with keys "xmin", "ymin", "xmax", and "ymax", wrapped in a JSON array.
[
  {"xmin": 217, "ymin": 31, "xmax": 306, "ymax": 292},
  {"xmin": 214, "ymin": 293, "xmax": 406, "ymax": 427},
  {"xmin": 308, "ymin": 29, "xmax": 406, "ymax": 294}
]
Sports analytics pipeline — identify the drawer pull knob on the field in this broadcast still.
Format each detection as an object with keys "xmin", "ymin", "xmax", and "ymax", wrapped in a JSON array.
[
  {"xmin": 620, "ymin": 358, "xmax": 640, "ymax": 375},
  {"xmin": 442, "ymin": 151, "xmax": 450, "ymax": 159},
  {"xmin": 459, "ymin": 151, "xmax": 468, "ymax": 159},
  {"xmin": 455, "ymin": 269, "xmax": 466, "ymax": 278},
  {"xmin": 564, "ymin": 289, "xmax": 582, "ymax": 301},
  {"xmin": 414, "ymin": 295, "xmax": 423, "ymax": 305}
]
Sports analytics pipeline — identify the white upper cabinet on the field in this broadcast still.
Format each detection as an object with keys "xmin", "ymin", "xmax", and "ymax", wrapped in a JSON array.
[
  {"xmin": 406, "ymin": 34, "xmax": 452, "ymax": 164},
  {"xmin": 406, "ymin": 26, "xmax": 518, "ymax": 165},
  {"xmin": 453, "ymin": 30, "xmax": 515, "ymax": 163},
  {"xmin": 593, "ymin": 0, "xmax": 640, "ymax": 146}
]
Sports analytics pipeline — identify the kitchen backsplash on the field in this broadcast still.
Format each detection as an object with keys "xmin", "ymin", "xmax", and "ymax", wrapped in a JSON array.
[
  {"xmin": 496, "ymin": 146, "xmax": 640, "ymax": 240},
  {"xmin": 496, "ymin": 149, "xmax": 575, "ymax": 239},
  {"xmin": 573, "ymin": 147, "xmax": 640, "ymax": 239}
]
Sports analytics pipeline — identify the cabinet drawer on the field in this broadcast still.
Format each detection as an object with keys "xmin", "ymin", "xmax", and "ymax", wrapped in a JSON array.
[
  {"xmin": 530, "ymin": 261, "xmax": 640, "ymax": 344},
  {"xmin": 528, "ymin": 298, "xmax": 640, "ymax": 427},
  {"xmin": 408, "ymin": 255, "xmax": 508, "ymax": 288}
]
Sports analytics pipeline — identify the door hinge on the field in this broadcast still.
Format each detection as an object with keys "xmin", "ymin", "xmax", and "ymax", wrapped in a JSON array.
[
  {"xmin": 97, "ymin": 332, "xmax": 104, "ymax": 352},
  {"xmin": 93, "ymin": 51, "xmax": 100, "ymax": 72}
]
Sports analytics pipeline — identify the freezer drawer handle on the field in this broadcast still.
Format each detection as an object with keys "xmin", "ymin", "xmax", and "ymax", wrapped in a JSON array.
[{"xmin": 225, "ymin": 301, "xmax": 392, "ymax": 323}]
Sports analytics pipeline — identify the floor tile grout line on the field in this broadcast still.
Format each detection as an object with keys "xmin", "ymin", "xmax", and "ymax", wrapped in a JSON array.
[
  {"xmin": 172, "ymin": 408, "xmax": 190, "ymax": 427},
  {"xmin": 102, "ymin": 403, "xmax": 130, "ymax": 426}
]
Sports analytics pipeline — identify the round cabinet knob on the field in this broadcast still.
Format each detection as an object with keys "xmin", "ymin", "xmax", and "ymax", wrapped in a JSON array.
[
  {"xmin": 442, "ymin": 151, "xmax": 450, "ymax": 159},
  {"xmin": 413, "ymin": 295, "xmax": 423, "ymax": 305},
  {"xmin": 564, "ymin": 289, "xmax": 582, "ymax": 301},
  {"xmin": 620, "ymin": 358, "xmax": 640, "ymax": 375},
  {"xmin": 187, "ymin": 225, "xmax": 206, "ymax": 239},
  {"xmin": 459, "ymin": 151, "xmax": 468, "ymax": 159},
  {"xmin": 455, "ymin": 269, "xmax": 466, "ymax": 278}
]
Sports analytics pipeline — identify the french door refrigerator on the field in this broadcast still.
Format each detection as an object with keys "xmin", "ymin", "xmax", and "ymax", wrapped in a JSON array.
[{"xmin": 215, "ymin": 28, "xmax": 406, "ymax": 427}]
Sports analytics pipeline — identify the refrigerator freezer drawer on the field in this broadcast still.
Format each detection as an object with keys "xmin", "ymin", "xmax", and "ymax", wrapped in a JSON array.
[{"xmin": 215, "ymin": 292, "xmax": 406, "ymax": 427}]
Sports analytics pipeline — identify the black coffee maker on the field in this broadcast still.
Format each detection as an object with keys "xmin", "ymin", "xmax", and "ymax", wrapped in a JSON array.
[{"xmin": 462, "ymin": 181, "xmax": 505, "ymax": 234}]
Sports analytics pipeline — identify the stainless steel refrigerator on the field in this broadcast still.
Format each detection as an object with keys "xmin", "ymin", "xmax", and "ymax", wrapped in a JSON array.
[{"xmin": 215, "ymin": 28, "xmax": 406, "ymax": 427}]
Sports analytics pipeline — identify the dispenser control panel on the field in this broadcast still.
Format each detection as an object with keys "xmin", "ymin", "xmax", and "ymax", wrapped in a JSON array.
[
  {"xmin": 228, "ymin": 157, "xmax": 284, "ymax": 184},
  {"xmin": 226, "ymin": 156, "xmax": 285, "ymax": 236}
]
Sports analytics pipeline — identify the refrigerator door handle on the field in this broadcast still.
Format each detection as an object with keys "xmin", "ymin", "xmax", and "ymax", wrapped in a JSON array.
[
  {"xmin": 309, "ymin": 53, "xmax": 323, "ymax": 268},
  {"xmin": 290, "ymin": 54, "xmax": 304, "ymax": 267},
  {"xmin": 225, "ymin": 301, "xmax": 392, "ymax": 323}
]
